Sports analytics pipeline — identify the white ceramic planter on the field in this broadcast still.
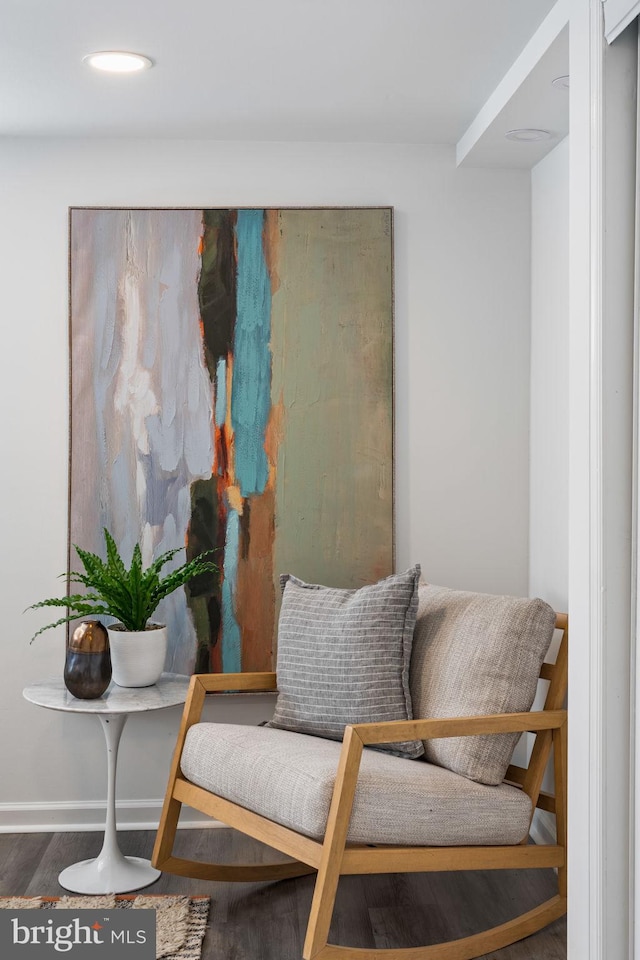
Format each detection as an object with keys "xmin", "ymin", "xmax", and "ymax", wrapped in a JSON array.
[{"xmin": 107, "ymin": 624, "xmax": 168, "ymax": 688}]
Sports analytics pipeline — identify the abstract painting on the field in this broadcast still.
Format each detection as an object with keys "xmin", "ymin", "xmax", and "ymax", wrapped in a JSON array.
[{"xmin": 69, "ymin": 207, "xmax": 393, "ymax": 676}]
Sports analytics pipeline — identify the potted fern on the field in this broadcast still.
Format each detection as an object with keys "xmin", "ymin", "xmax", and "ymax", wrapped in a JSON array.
[{"xmin": 29, "ymin": 529, "xmax": 218, "ymax": 687}]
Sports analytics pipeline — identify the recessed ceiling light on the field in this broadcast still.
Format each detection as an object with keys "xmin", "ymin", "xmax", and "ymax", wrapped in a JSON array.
[
  {"xmin": 505, "ymin": 128, "xmax": 553, "ymax": 143},
  {"xmin": 83, "ymin": 51, "xmax": 153, "ymax": 73},
  {"xmin": 552, "ymin": 75, "xmax": 570, "ymax": 90}
]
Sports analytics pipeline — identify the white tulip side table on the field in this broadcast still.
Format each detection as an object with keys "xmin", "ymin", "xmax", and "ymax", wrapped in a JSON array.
[{"xmin": 23, "ymin": 673, "xmax": 190, "ymax": 895}]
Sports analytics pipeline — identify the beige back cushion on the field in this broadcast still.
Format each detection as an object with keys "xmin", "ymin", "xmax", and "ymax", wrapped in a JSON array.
[{"xmin": 410, "ymin": 584, "xmax": 556, "ymax": 785}]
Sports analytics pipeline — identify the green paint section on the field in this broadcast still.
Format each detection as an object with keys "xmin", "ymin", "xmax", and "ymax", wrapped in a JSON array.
[{"xmin": 270, "ymin": 209, "xmax": 393, "ymax": 596}]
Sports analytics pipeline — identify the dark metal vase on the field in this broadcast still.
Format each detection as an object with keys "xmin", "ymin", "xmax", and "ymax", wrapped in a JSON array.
[{"xmin": 64, "ymin": 620, "xmax": 112, "ymax": 699}]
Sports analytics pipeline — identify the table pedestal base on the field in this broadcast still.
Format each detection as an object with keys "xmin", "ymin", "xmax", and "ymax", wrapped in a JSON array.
[
  {"xmin": 57, "ymin": 714, "xmax": 161, "ymax": 894},
  {"xmin": 58, "ymin": 853, "xmax": 160, "ymax": 895}
]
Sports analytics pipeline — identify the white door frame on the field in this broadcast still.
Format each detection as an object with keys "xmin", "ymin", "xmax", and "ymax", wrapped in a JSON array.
[{"xmin": 569, "ymin": 2, "xmax": 637, "ymax": 957}]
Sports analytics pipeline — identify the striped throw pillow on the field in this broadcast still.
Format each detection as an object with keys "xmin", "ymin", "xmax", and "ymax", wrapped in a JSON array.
[{"xmin": 268, "ymin": 566, "xmax": 424, "ymax": 758}]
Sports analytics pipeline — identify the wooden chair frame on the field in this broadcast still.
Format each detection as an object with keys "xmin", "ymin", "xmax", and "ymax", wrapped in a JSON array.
[{"xmin": 153, "ymin": 613, "xmax": 568, "ymax": 960}]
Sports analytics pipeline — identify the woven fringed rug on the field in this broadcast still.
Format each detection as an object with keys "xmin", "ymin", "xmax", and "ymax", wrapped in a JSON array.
[{"xmin": 0, "ymin": 895, "xmax": 210, "ymax": 960}]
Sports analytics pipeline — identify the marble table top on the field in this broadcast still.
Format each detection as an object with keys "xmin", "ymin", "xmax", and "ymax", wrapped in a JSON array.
[{"xmin": 23, "ymin": 673, "xmax": 191, "ymax": 714}]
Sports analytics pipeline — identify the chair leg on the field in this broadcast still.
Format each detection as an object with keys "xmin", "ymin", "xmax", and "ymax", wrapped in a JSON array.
[
  {"xmin": 303, "ymin": 727, "xmax": 364, "ymax": 958},
  {"xmin": 553, "ymin": 719, "xmax": 568, "ymax": 899},
  {"xmin": 153, "ymin": 674, "xmax": 205, "ymax": 872},
  {"xmin": 152, "ymin": 792, "xmax": 183, "ymax": 871},
  {"xmin": 303, "ymin": 852, "xmax": 344, "ymax": 959}
]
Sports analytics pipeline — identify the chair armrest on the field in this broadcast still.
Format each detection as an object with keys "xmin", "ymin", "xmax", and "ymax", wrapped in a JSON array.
[
  {"xmin": 195, "ymin": 671, "xmax": 278, "ymax": 694},
  {"xmin": 172, "ymin": 671, "xmax": 278, "ymax": 758},
  {"xmin": 348, "ymin": 709, "xmax": 567, "ymax": 746}
]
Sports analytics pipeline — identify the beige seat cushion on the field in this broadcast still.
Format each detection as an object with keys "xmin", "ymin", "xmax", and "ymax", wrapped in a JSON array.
[
  {"xmin": 180, "ymin": 723, "xmax": 532, "ymax": 846},
  {"xmin": 410, "ymin": 584, "xmax": 556, "ymax": 785}
]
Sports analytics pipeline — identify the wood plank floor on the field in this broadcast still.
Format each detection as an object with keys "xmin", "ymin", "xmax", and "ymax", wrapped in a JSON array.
[{"xmin": 0, "ymin": 828, "xmax": 566, "ymax": 959}]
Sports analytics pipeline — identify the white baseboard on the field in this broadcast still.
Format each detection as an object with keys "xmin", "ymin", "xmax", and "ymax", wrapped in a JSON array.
[
  {"xmin": 529, "ymin": 808, "xmax": 557, "ymax": 846},
  {"xmin": 0, "ymin": 801, "xmax": 225, "ymax": 834}
]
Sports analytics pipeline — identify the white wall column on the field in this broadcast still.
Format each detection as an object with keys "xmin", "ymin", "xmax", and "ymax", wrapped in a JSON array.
[{"xmin": 569, "ymin": 2, "xmax": 636, "ymax": 957}]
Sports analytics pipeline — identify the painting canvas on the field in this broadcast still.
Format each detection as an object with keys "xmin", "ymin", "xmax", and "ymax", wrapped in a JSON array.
[{"xmin": 69, "ymin": 207, "xmax": 393, "ymax": 676}]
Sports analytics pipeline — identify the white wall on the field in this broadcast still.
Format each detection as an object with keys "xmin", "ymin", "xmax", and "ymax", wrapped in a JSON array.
[
  {"xmin": 0, "ymin": 138, "xmax": 531, "ymax": 829},
  {"xmin": 523, "ymin": 137, "xmax": 569, "ymax": 839},
  {"xmin": 530, "ymin": 136, "xmax": 570, "ymax": 612}
]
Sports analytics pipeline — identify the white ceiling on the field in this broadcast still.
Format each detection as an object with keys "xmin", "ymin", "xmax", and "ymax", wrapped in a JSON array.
[{"xmin": 2, "ymin": 0, "xmax": 559, "ymax": 143}]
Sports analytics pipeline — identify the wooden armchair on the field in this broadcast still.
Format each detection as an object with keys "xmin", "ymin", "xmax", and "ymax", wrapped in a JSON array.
[{"xmin": 153, "ymin": 588, "xmax": 567, "ymax": 960}]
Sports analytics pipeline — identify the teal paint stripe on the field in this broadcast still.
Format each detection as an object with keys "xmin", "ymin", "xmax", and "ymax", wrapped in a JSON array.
[
  {"xmin": 221, "ymin": 508, "xmax": 242, "ymax": 673},
  {"xmin": 215, "ymin": 356, "xmax": 227, "ymax": 427},
  {"xmin": 232, "ymin": 209, "xmax": 271, "ymax": 497}
]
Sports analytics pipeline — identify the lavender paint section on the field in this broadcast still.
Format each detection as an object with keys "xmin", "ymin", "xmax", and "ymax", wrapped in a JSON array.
[
  {"xmin": 71, "ymin": 209, "xmax": 214, "ymax": 675},
  {"xmin": 221, "ymin": 508, "xmax": 242, "ymax": 672},
  {"xmin": 232, "ymin": 210, "xmax": 271, "ymax": 496}
]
